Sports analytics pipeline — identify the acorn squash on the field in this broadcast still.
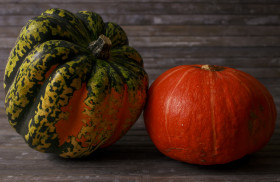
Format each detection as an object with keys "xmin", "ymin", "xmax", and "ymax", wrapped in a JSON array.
[{"xmin": 4, "ymin": 8, "xmax": 148, "ymax": 158}]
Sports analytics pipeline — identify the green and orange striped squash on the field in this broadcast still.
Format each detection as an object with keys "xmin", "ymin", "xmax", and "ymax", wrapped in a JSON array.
[{"xmin": 4, "ymin": 8, "xmax": 148, "ymax": 158}]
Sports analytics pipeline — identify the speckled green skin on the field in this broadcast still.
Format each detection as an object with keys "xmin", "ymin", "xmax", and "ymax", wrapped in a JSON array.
[{"xmin": 4, "ymin": 8, "xmax": 148, "ymax": 158}]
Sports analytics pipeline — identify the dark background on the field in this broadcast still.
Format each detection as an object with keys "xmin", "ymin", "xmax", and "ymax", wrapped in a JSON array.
[{"xmin": 0, "ymin": 0, "xmax": 279, "ymax": 181}]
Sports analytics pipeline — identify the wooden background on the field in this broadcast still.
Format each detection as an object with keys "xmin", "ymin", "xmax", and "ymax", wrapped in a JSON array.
[{"xmin": 0, "ymin": 0, "xmax": 279, "ymax": 181}]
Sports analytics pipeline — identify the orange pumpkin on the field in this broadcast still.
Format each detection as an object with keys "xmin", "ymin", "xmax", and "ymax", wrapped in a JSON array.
[{"xmin": 144, "ymin": 64, "xmax": 277, "ymax": 165}]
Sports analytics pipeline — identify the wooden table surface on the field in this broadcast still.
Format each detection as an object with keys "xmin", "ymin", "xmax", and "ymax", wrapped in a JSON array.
[{"xmin": 0, "ymin": 0, "xmax": 279, "ymax": 181}]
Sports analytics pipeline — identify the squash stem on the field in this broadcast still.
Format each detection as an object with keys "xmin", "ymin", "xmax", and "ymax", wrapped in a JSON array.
[
  {"xmin": 88, "ymin": 34, "xmax": 112, "ymax": 60},
  {"xmin": 201, "ymin": 64, "xmax": 224, "ymax": 71}
]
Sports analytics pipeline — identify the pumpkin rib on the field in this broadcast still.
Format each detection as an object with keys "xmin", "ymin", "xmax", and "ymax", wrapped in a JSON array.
[
  {"xmin": 233, "ymin": 70, "xmax": 277, "ymax": 118},
  {"xmin": 86, "ymin": 57, "xmax": 146, "ymax": 149},
  {"xmin": 24, "ymin": 55, "xmax": 93, "ymax": 154},
  {"xmin": 5, "ymin": 40, "xmax": 93, "ymax": 132},
  {"xmin": 103, "ymin": 22, "xmax": 129, "ymax": 49},
  {"xmin": 112, "ymin": 56, "xmax": 143, "ymax": 73},
  {"xmin": 98, "ymin": 61, "xmax": 148, "ymax": 148},
  {"xmin": 218, "ymin": 71, "xmax": 260, "ymax": 157},
  {"xmin": 111, "ymin": 60, "xmax": 148, "ymax": 106},
  {"xmin": 111, "ymin": 45, "xmax": 144, "ymax": 66},
  {"xmin": 218, "ymin": 71, "xmax": 255, "ymax": 158},
  {"xmin": 107, "ymin": 59, "xmax": 146, "ymax": 86},
  {"xmin": 42, "ymin": 8, "xmax": 90, "ymax": 45},
  {"xmin": 149, "ymin": 66, "xmax": 187, "ymax": 94},
  {"xmin": 106, "ymin": 61, "xmax": 127, "ymax": 84},
  {"xmin": 99, "ymin": 84, "xmax": 129, "ymax": 148},
  {"xmin": 207, "ymin": 69, "xmax": 254, "ymax": 162},
  {"xmin": 107, "ymin": 57, "xmax": 147, "ymax": 93},
  {"xmin": 164, "ymin": 67, "xmax": 196, "ymax": 144},
  {"xmin": 73, "ymin": 60, "xmax": 113, "ymax": 155},
  {"xmin": 4, "ymin": 15, "xmax": 89, "ymax": 92},
  {"xmin": 31, "ymin": 15, "xmax": 87, "ymax": 46},
  {"xmin": 208, "ymin": 70, "xmax": 218, "ymax": 156},
  {"xmin": 227, "ymin": 70, "xmax": 277, "ymax": 151},
  {"xmin": 75, "ymin": 11, "xmax": 105, "ymax": 42},
  {"xmin": 213, "ymin": 71, "xmax": 241, "ymax": 157},
  {"xmin": 83, "ymin": 59, "xmax": 128, "ymax": 150}
]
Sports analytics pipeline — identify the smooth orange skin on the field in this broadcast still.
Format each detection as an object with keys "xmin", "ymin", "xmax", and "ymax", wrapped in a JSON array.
[{"xmin": 144, "ymin": 65, "xmax": 277, "ymax": 165}]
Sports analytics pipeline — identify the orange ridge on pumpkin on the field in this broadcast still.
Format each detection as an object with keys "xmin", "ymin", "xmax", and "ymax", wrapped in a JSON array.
[
  {"xmin": 55, "ymin": 83, "xmax": 91, "ymax": 146},
  {"xmin": 100, "ymin": 84, "xmax": 131, "ymax": 148}
]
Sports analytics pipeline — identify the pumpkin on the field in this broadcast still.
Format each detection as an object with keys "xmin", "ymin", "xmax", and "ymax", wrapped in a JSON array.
[
  {"xmin": 4, "ymin": 8, "xmax": 148, "ymax": 158},
  {"xmin": 144, "ymin": 64, "xmax": 276, "ymax": 165}
]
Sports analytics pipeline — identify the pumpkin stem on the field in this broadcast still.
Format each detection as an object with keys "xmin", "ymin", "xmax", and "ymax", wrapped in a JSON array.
[
  {"xmin": 88, "ymin": 34, "xmax": 112, "ymax": 60},
  {"xmin": 201, "ymin": 64, "xmax": 224, "ymax": 71}
]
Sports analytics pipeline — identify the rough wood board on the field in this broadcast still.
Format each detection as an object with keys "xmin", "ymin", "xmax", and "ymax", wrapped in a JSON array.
[
  {"xmin": 0, "ymin": 116, "xmax": 280, "ymax": 180},
  {"xmin": 1, "ymin": 36, "xmax": 280, "ymax": 49},
  {"xmin": 2, "ymin": 25, "xmax": 280, "ymax": 37},
  {"xmin": 1, "ymin": 14, "xmax": 280, "ymax": 26},
  {"xmin": 0, "ymin": 3, "xmax": 279, "ymax": 15},
  {"xmin": 0, "ymin": 0, "xmax": 280, "ymax": 3}
]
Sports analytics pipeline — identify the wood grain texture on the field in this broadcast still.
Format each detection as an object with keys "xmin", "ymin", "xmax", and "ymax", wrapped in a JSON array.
[
  {"xmin": 0, "ymin": 3, "xmax": 279, "ymax": 15},
  {"xmin": 1, "ymin": 36, "xmax": 280, "ymax": 49},
  {"xmin": 0, "ymin": 0, "xmax": 280, "ymax": 3},
  {"xmin": 2, "ymin": 25, "xmax": 280, "ymax": 37},
  {"xmin": 0, "ymin": 0, "xmax": 279, "ymax": 181},
  {"xmin": 1, "ymin": 14, "xmax": 280, "ymax": 26}
]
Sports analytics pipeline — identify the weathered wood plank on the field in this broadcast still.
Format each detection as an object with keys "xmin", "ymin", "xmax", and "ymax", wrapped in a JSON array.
[
  {"xmin": 130, "ymin": 36, "xmax": 280, "ymax": 47},
  {"xmin": 0, "ymin": 0, "xmax": 279, "ymax": 3},
  {"xmin": 1, "ymin": 14, "xmax": 279, "ymax": 26},
  {"xmin": 2, "ymin": 25, "xmax": 280, "ymax": 38},
  {"xmin": 0, "ymin": 174, "xmax": 279, "ymax": 182},
  {"xmin": 1, "ymin": 47, "xmax": 279, "ymax": 60},
  {"xmin": 123, "ymin": 25, "xmax": 280, "ymax": 37},
  {"xmin": 1, "ymin": 36, "xmax": 280, "ymax": 49},
  {"xmin": 143, "ymin": 57, "xmax": 280, "ymax": 69},
  {"xmin": 0, "ymin": 27, "xmax": 22, "ymax": 37},
  {"xmin": 0, "ymin": 130, "xmax": 279, "ymax": 177},
  {"xmin": 0, "ymin": 3, "xmax": 279, "ymax": 15},
  {"xmin": 137, "ymin": 47, "xmax": 280, "ymax": 58}
]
